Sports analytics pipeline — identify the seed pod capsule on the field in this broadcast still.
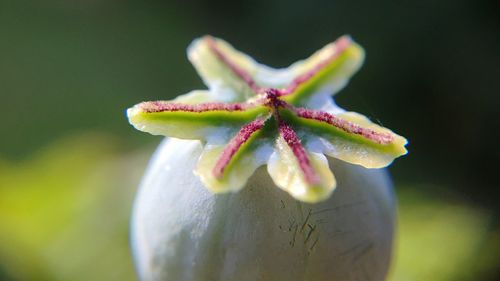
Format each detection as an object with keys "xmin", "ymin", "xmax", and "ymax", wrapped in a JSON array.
[{"xmin": 131, "ymin": 138, "xmax": 396, "ymax": 281}]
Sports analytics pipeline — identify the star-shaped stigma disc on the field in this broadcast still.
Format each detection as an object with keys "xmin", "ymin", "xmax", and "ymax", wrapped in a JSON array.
[{"xmin": 128, "ymin": 35, "xmax": 408, "ymax": 203}]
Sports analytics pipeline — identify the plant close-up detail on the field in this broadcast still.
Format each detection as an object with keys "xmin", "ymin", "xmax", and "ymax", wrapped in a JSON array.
[
  {"xmin": 2, "ymin": 1, "xmax": 499, "ymax": 280},
  {"xmin": 127, "ymin": 35, "xmax": 407, "ymax": 203},
  {"xmin": 127, "ymin": 35, "xmax": 409, "ymax": 281}
]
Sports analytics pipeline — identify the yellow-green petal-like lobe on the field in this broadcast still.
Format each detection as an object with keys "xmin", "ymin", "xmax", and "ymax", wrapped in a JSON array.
[
  {"xmin": 188, "ymin": 36, "xmax": 260, "ymax": 102},
  {"xmin": 317, "ymin": 112, "xmax": 408, "ymax": 168},
  {"xmin": 127, "ymin": 99, "xmax": 267, "ymax": 141},
  {"xmin": 267, "ymin": 137, "xmax": 336, "ymax": 203},
  {"xmin": 284, "ymin": 36, "xmax": 365, "ymax": 106},
  {"xmin": 194, "ymin": 144, "xmax": 263, "ymax": 193}
]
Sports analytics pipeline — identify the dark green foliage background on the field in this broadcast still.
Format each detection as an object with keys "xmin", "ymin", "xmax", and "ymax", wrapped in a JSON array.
[{"xmin": 0, "ymin": 0, "xmax": 498, "ymax": 280}]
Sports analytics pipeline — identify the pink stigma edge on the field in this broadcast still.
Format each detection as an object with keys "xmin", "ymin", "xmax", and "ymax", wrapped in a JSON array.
[
  {"xmin": 139, "ymin": 101, "xmax": 247, "ymax": 113},
  {"xmin": 212, "ymin": 118, "xmax": 266, "ymax": 178},
  {"xmin": 295, "ymin": 108, "xmax": 394, "ymax": 144},
  {"xmin": 205, "ymin": 36, "xmax": 261, "ymax": 93},
  {"xmin": 279, "ymin": 121, "xmax": 320, "ymax": 185},
  {"xmin": 281, "ymin": 36, "xmax": 352, "ymax": 96}
]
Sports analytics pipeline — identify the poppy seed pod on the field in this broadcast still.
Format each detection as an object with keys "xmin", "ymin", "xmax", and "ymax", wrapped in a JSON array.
[
  {"xmin": 131, "ymin": 138, "xmax": 396, "ymax": 281},
  {"xmin": 127, "ymin": 35, "xmax": 407, "ymax": 281}
]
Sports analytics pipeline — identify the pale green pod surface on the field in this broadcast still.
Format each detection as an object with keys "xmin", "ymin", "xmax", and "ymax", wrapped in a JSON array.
[{"xmin": 131, "ymin": 138, "xmax": 396, "ymax": 281}]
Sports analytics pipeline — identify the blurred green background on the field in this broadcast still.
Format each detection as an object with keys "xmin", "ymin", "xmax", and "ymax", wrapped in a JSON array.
[{"xmin": 0, "ymin": 0, "xmax": 498, "ymax": 280}]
